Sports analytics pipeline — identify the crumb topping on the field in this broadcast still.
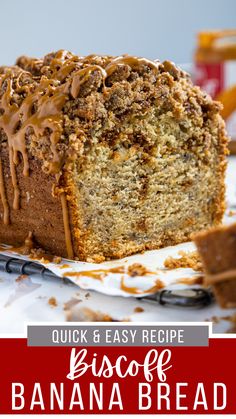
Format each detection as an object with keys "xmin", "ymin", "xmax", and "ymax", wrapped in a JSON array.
[{"xmin": 164, "ymin": 250, "xmax": 203, "ymax": 271}]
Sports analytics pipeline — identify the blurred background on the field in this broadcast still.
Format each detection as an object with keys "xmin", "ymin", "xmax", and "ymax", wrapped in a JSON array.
[
  {"xmin": 0, "ymin": 0, "xmax": 236, "ymax": 148},
  {"xmin": 0, "ymin": 0, "xmax": 235, "ymax": 65}
]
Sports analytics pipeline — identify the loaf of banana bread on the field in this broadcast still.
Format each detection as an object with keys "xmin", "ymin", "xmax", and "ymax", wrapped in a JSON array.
[{"xmin": 0, "ymin": 50, "xmax": 228, "ymax": 261}]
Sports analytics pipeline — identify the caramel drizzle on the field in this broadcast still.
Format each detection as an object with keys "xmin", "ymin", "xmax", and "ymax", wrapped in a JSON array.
[
  {"xmin": 0, "ymin": 53, "xmax": 73, "ymax": 255},
  {"xmin": 0, "ymin": 50, "xmax": 162, "ymax": 258},
  {"xmin": 0, "ymin": 75, "xmax": 68, "ymax": 207},
  {"xmin": 105, "ymin": 56, "xmax": 160, "ymax": 77},
  {"xmin": 0, "ymin": 231, "xmax": 34, "ymax": 255},
  {"xmin": 60, "ymin": 192, "xmax": 74, "ymax": 259},
  {"xmin": 205, "ymin": 269, "xmax": 236, "ymax": 285},
  {"xmin": 0, "ymin": 157, "xmax": 9, "ymax": 224},
  {"xmin": 63, "ymin": 267, "xmax": 164, "ymax": 295},
  {"xmin": 71, "ymin": 65, "xmax": 107, "ymax": 98},
  {"xmin": 0, "ymin": 231, "xmax": 62, "ymax": 264},
  {"xmin": 63, "ymin": 266, "xmax": 125, "ymax": 280},
  {"xmin": 120, "ymin": 276, "xmax": 164, "ymax": 295}
]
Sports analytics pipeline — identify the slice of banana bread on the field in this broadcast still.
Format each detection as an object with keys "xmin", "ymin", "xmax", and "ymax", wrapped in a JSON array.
[
  {"xmin": 194, "ymin": 223, "xmax": 236, "ymax": 308},
  {"xmin": 0, "ymin": 50, "xmax": 228, "ymax": 261}
]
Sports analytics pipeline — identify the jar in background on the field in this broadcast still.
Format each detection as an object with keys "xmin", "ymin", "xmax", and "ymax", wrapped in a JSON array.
[{"xmin": 194, "ymin": 30, "xmax": 236, "ymax": 154}]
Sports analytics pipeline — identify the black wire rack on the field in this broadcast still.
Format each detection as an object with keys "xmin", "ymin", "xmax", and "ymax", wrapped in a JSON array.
[{"xmin": 0, "ymin": 254, "xmax": 213, "ymax": 308}]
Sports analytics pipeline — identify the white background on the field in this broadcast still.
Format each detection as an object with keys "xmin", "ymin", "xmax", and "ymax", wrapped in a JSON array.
[{"xmin": 0, "ymin": 0, "xmax": 235, "ymax": 65}]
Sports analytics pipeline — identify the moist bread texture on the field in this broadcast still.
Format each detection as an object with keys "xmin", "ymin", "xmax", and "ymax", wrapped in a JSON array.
[{"xmin": 0, "ymin": 50, "xmax": 228, "ymax": 261}]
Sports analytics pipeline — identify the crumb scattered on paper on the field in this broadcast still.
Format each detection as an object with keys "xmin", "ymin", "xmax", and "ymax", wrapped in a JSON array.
[
  {"xmin": 48, "ymin": 297, "xmax": 58, "ymax": 307},
  {"xmin": 133, "ymin": 306, "xmax": 144, "ymax": 313},
  {"xmin": 29, "ymin": 245, "xmax": 62, "ymax": 265},
  {"xmin": 164, "ymin": 250, "xmax": 203, "ymax": 271},
  {"xmin": 4, "ymin": 277, "xmax": 41, "ymax": 307},
  {"xmin": 52, "ymin": 256, "xmax": 62, "ymax": 264},
  {"xmin": 66, "ymin": 307, "xmax": 114, "ymax": 322},
  {"xmin": 65, "ymin": 306, "xmax": 131, "ymax": 322},
  {"xmin": 15, "ymin": 274, "xmax": 28, "ymax": 282},
  {"xmin": 128, "ymin": 263, "xmax": 148, "ymax": 277},
  {"xmin": 228, "ymin": 210, "xmax": 236, "ymax": 217},
  {"xmin": 206, "ymin": 315, "xmax": 221, "ymax": 324},
  {"xmin": 63, "ymin": 297, "xmax": 82, "ymax": 311}
]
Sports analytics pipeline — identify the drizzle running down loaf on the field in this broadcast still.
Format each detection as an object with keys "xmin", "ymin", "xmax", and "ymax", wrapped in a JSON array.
[{"xmin": 0, "ymin": 50, "xmax": 228, "ymax": 261}]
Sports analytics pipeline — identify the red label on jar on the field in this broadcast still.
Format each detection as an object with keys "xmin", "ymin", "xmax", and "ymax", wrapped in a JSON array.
[{"xmin": 194, "ymin": 62, "xmax": 224, "ymax": 98}]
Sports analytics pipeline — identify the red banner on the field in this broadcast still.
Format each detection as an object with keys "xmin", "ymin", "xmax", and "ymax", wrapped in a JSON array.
[{"xmin": 0, "ymin": 338, "xmax": 234, "ymax": 414}]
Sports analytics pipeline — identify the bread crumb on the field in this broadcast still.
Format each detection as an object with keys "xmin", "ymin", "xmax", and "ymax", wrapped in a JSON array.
[
  {"xmin": 52, "ymin": 256, "xmax": 62, "ymax": 264},
  {"xmin": 228, "ymin": 210, "xmax": 236, "ymax": 217},
  {"xmin": 205, "ymin": 315, "xmax": 221, "ymax": 324},
  {"xmin": 128, "ymin": 263, "xmax": 148, "ymax": 277},
  {"xmin": 134, "ymin": 306, "xmax": 144, "ymax": 313},
  {"xmin": 65, "ymin": 306, "xmax": 131, "ymax": 322},
  {"xmin": 63, "ymin": 297, "xmax": 82, "ymax": 310},
  {"xmin": 15, "ymin": 274, "xmax": 28, "ymax": 282},
  {"xmin": 48, "ymin": 297, "xmax": 57, "ymax": 307},
  {"xmin": 28, "ymin": 247, "xmax": 62, "ymax": 264},
  {"xmin": 66, "ymin": 307, "xmax": 114, "ymax": 322},
  {"xmin": 164, "ymin": 251, "xmax": 203, "ymax": 271}
]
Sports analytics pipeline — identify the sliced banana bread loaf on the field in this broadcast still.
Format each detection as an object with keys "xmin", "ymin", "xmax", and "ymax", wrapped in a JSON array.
[{"xmin": 0, "ymin": 50, "xmax": 228, "ymax": 261}]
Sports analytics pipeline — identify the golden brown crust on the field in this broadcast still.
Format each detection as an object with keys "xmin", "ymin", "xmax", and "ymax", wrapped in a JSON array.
[{"xmin": 0, "ymin": 148, "xmax": 68, "ymax": 257}]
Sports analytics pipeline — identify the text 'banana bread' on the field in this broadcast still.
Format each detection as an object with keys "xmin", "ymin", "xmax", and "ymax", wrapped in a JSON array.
[{"xmin": 0, "ymin": 50, "xmax": 228, "ymax": 261}]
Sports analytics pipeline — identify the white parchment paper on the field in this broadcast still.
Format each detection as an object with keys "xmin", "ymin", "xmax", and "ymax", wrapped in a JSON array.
[{"xmin": 0, "ymin": 241, "xmax": 202, "ymax": 297}]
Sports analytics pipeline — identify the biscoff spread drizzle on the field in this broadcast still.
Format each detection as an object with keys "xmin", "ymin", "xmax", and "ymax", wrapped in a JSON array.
[
  {"xmin": 0, "ymin": 50, "xmax": 162, "ymax": 258},
  {"xmin": 60, "ymin": 192, "xmax": 74, "ymax": 259},
  {"xmin": 105, "ymin": 56, "xmax": 160, "ymax": 77},
  {"xmin": 0, "ymin": 157, "xmax": 9, "ymax": 224},
  {"xmin": 205, "ymin": 269, "xmax": 236, "ymax": 285}
]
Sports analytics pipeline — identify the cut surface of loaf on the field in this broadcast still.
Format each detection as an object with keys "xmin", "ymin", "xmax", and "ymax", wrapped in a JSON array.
[{"xmin": 0, "ymin": 50, "xmax": 228, "ymax": 261}]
